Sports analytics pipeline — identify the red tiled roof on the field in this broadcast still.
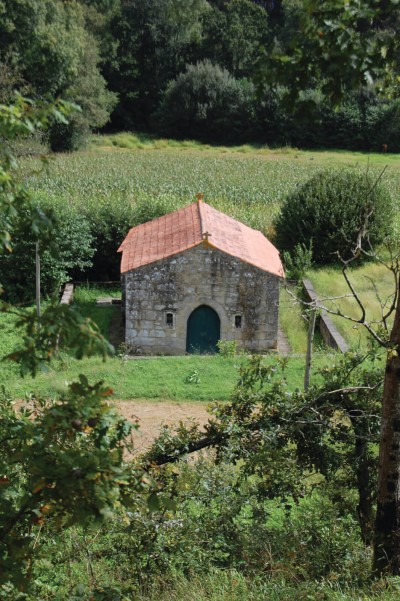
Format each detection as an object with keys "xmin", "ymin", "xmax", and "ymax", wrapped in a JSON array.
[{"xmin": 118, "ymin": 201, "xmax": 284, "ymax": 278}]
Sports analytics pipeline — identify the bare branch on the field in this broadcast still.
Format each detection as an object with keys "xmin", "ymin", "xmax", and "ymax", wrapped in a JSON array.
[
  {"xmin": 283, "ymin": 284, "xmax": 388, "ymax": 347},
  {"xmin": 315, "ymin": 383, "xmax": 382, "ymax": 402}
]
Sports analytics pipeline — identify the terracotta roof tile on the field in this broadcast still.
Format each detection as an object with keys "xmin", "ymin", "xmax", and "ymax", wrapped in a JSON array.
[{"xmin": 118, "ymin": 201, "xmax": 284, "ymax": 278}]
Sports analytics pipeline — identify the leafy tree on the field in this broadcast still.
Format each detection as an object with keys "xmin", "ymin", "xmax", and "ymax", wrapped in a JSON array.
[
  {"xmin": 77, "ymin": 0, "xmax": 121, "ymax": 66},
  {"xmin": 107, "ymin": 0, "xmax": 209, "ymax": 129},
  {"xmin": 155, "ymin": 60, "xmax": 256, "ymax": 143},
  {"xmin": 274, "ymin": 170, "xmax": 393, "ymax": 264},
  {"xmin": 0, "ymin": 1, "xmax": 92, "ymax": 98},
  {"xmin": 0, "ymin": 204, "xmax": 94, "ymax": 303},
  {"xmin": 263, "ymin": 0, "xmax": 400, "ymax": 104},
  {"xmin": 200, "ymin": 0, "xmax": 270, "ymax": 78},
  {"xmin": 48, "ymin": 33, "xmax": 117, "ymax": 151},
  {"xmin": 0, "ymin": 1, "xmax": 116, "ymax": 149}
]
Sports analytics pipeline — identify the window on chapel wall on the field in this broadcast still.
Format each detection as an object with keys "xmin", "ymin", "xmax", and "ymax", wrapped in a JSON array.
[
  {"xmin": 166, "ymin": 312, "xmax": 174, "ymax": 327},
  {"xmin": 234, "ymin": 314, "xmax": 242, "ymax": 329}
]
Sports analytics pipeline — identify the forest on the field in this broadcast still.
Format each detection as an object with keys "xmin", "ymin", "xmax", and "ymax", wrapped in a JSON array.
[
  {"xmin": 2, "ymin": 1, "xmax": 400, "ymax": 600},
  {"xmin": 1, "ymin": 0, "xmax": 400, "ymax": 150}
]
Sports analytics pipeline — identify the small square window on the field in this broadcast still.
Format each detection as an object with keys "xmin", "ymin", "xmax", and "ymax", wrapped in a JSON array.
[
  {"xmin": 166, "ymin": 313, "xmax": 174, "ymax": 327},
  {"xmin": 235, "ymin": 315, "xmax": 242, "ymax": 329}
]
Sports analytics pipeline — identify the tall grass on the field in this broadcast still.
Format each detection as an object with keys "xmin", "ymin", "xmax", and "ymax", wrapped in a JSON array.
[
  {"xmin": 279, "ymin": 284, "xmax": 309, "ymax": 353},
  {"xmin": 308, "ymin": 262, "xmax": 396, "ymax": 349},
  {"xmin": 137, "ymin": 570, "xmax": 400, "ymax": 601}
]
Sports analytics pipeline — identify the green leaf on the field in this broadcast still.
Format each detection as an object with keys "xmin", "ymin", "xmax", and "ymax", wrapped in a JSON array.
[{"xmin": 147, "ymin": 492, "xmax": 161, "ymax": 513}]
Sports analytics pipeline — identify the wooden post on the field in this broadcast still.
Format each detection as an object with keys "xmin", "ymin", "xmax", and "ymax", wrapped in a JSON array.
[
  {"xmin": 304, "ymin": 305, "xmax": 316, "ymax": 391},
  {"xmin": 35, "ymin": 241, "xmax": 41, "ymax": 323}
]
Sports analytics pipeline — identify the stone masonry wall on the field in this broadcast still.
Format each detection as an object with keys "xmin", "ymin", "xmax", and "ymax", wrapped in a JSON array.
[{"xmin": 122, "ymin": 244, "xmax": 280, "ymax": 354}]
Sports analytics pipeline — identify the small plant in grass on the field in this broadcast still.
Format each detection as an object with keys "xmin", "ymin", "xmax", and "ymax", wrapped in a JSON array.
[
  {"xmin": 216, "ymin": 339, "xmax": 238, "ymax": 357},
  {"xmin": 185, "ymin": 369, "xmax": 200, "ymax": 384},
  {"xmin": 117, "ymin": 342, "xmax": 133, "ymax": 363}
]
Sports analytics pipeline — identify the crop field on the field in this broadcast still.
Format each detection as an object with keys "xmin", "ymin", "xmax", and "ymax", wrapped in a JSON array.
[{"xmin": 21, "ymin": 136, "xmax": 400, "ymax": 237}]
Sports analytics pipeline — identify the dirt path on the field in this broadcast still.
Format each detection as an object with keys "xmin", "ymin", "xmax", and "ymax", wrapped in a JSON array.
[{"xmin": 113, "ymin": 400, "xmax": 211, "ymax": 454}]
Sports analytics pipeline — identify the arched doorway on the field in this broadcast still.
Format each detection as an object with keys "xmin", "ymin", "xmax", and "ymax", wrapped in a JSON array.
[{"xmin": 186, "ymin": 305, "xmax": 220, "ymax": 353}]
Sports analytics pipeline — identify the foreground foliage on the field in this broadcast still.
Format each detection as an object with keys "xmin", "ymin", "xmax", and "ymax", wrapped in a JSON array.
[
  {"xmin": 0, "ymin": 98, "xmax": 157, "ymax": 596},
  {"xmin": 2, "ymin": 350, "xmax": 388, "ymax": 599},
  {"xmin": 0, "ymin": 379, "xmax": 146, "ymax": 590},
  {"xmin": 146, "ymin": 352, "xmax": 382, "ymax": 543}
]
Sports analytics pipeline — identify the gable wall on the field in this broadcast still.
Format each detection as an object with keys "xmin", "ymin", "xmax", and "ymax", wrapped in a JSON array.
[{"xmin": 122, "ymin": 245, "xmax": 280, "ymax": 354}]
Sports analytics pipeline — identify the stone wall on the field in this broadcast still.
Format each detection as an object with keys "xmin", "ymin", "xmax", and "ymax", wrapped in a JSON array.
[
  {"xmin": 60, "ymin": 282, "xmax": 74, "ymax": 305},
  {"xmin": 302, "ymin": 279, "xmax": 349, "ymax": 353},
  {"xmin": 122, "ymin": 244, "xmax": 280, "ymax": 354}
]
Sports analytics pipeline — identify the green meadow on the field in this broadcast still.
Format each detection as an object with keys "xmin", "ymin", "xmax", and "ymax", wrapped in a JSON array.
[{"xmin": 0, "ymin": 286, "xmax": 325, "ymax": 401}]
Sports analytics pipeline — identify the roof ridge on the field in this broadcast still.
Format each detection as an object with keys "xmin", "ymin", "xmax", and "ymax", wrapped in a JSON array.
[
  {"xmin": 198, "ymin": 198, "xmax": 205, "ymax": 240},
  {"xmin": 198, "ymin": 199, "xmax": 213, "ymax": 242}
]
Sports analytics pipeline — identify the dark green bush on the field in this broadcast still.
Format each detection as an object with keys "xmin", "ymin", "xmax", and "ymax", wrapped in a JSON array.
[
  {"xmin": 154, "ymin": 60, "xmax": 256, "ymax": 144},
  {"xmin": 0, "ymin": 204, "xmax": 94, "ymax": 303},
  {"xmin": 48, "ymin": 119, "xmax": 91, "ymax": 153},
  {"xmin": 274, "ymin": 170, "xmax": 393, "ymax": 264},
  {"xmin": 82, "ymin": 201, "xmax": 135, "ymax": 282},
  {"xmin": 366, "ymin": 99, "xmax": 400, "ymax": 153}
]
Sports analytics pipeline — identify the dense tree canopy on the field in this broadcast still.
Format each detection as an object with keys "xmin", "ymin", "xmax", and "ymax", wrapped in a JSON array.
[
  {"xmin": 1, "ymin": 0, "xmax": 398, "ymax": 147},
  {"xmin": 0, "ymin": 0, "xmax": 116, "ymax": 147}
]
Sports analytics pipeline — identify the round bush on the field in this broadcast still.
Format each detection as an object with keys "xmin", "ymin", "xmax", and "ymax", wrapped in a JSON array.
[
  {"xmin": 154, "ymin": 60, "xmax": 255, "ymax": 144},
  {"xmin": 274, "ymin": 170, "xmax": 393, "ymax": 264}
]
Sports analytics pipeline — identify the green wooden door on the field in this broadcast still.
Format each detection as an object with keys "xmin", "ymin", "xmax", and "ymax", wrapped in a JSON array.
[{"xmin": 186, "ymin": 305, "xmax": 220, "ymax": 354}]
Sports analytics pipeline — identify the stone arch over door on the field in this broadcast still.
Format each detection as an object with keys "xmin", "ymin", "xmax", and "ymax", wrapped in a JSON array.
[{"xmin": 186, "ymin": 305, "xmax": 221, "ymax": 353}]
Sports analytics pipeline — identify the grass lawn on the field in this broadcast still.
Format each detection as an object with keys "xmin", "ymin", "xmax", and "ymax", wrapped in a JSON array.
[
  {"xmin": 307, "ymin": 261, "xmax": 396, "ymax": 349},
  {"xmin": 0, "ymin": 285, "xmax": 334, "ymax": 401},
  {"xmin": 0, "ymin": 350, "xmax": 332, "ymax": 402}
]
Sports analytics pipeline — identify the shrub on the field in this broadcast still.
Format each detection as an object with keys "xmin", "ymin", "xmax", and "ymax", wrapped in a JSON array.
[
  {"xmin": 366, "ymin": 99, "xmax": 400, "ymax": 153},
  {"xmin": 48, "ymin": 119, "xmax": 90, "ymax": 152},
  {"xmin": 83, "ymin": 201, "xmax": 134, "ymax": 282},
  {"xmin": 282, "ymin": 241, "xmax": 313, "ymax": 281},
  {"xmin": 274, "ymin": 170, "xmax": 393, "ymax": 264},
  {"xmin": 130, "ymin": 196, "xmax": 181, "ymax": 227},
  {"xmin": 154, "ymin": 60, "xmax": 256, "ymax": 144},
  {"xmin": 0, "ymin": 204, "xmax": 94, "ymax": 303},
  {"xmin": 217, "ymin": 339, "xmax": 239, "ymax": 357}
]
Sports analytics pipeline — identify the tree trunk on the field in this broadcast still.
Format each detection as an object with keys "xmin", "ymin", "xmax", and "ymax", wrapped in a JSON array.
[
  {"xmin": 351, "ymin": 414, "xmax": 374, "ymax": 546},
  {"xmin": 373, "ymin": 294, "xmax": 400, "ymax": 574}
]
